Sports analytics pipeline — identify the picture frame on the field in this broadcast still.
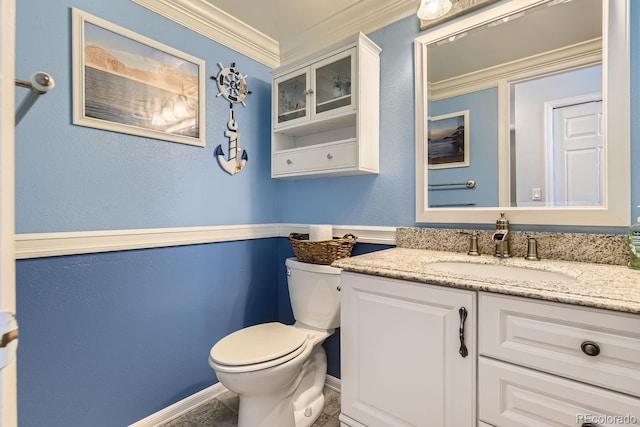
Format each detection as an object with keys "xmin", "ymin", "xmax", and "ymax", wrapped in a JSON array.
[
  {"xmin": 427, "ymin": 110, "xmax": 469, "ymax": 169},
  {"xmin": 72, "ymin": 8, "xmax": 206, "ymax": 147}
]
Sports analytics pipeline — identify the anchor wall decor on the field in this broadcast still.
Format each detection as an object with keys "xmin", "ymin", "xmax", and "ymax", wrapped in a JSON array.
[{"xmin": 212, "ymin": 62, "xmax": 251, "ymax": 175}]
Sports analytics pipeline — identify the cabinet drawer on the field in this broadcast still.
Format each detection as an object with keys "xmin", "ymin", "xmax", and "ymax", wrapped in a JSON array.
[
  {"xmin": 479, "ymin": 357, "xmax": 640, "ymax": 427},
  {"xmin": 479, "ymin": 293, "xmax": 640, "ymax": 397},
  {"xmin": 272, "ymin": 141, "xmax": 357, "ymax": 176}
]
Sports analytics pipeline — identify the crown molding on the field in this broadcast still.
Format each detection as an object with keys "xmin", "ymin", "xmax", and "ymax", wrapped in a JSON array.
[
  {"xmin": 131, "ymin": 0, "xmax": 417, "ymax": 68},
  {"xmin": 131, "ymin": 0, "xmax": 280, "ymax": 68},
  {"xmin": 279, "ymin": 0, "xmax": 416, "ymax": 64},
  {"xmin": 429, "ymin": 38, "xmax": 602, "ymax": 101}
]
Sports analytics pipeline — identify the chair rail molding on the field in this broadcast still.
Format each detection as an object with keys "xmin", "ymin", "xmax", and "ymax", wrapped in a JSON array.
[{"xmin": 15, "ymin": 224, "xmax": 397, "ymax": 259}]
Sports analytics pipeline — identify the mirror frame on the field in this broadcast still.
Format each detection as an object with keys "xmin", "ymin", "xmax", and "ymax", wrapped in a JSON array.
[{"xmin": 414, "ymin": 0, "xmax": 630, "ymax": 226}]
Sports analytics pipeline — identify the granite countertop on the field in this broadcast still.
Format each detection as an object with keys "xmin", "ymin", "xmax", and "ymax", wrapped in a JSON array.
[{"xmin": 332, "ymin": 248, "xmax": 640, "ymax": 314}]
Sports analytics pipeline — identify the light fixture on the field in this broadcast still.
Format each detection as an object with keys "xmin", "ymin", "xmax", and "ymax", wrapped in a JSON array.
[{"xmin": 417, "ymin": 0, "xmax": 453, "ymax": 21}]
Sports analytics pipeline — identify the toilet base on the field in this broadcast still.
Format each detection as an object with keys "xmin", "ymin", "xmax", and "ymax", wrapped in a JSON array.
[
  {"xmin": 292, "ymin": 345, "xmax": 327, "ymax": 426},
  {"xmin": 233, "ymin": 344, "xmax": 328, "ymax": 427}
]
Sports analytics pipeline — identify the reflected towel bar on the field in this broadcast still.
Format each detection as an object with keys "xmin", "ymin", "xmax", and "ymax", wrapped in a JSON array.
[
  {"xmin": 15, "ymin": 72, "xmax": 55, "ymax": 126},
  {"xmin": 428, "ymin": 179, "xmax": 476, "ymax": 189},
  {"xmin": 429, "ymin": 203, "xmax": 477, "ymax": 207}
]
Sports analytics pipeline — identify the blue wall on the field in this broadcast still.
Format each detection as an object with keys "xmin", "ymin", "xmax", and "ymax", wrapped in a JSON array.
[
  {"xmin": 428, "ymin": 88, "xmax": 499, "ymax": 207},
  {"xmin": 14, "ymin": 0, "xmax": 640, "ymax": 426},
  {"xmin": 15, "ymin": 1, "xmax": 278, "ymax": 233},
  {"xmin": 14, "ymin": 0, "xmax": 282, "ymax": 425},
  {"xmin": 17, "ymin": 240, "xmax": 279, "ymax": 427},
  {"xmin": 279, "ymin": 6, "xmax": 640, "ymax": 229}
]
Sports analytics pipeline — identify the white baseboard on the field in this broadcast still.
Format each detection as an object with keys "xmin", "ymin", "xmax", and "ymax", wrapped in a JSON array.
[
  {"xmin": 325, "ymin": 374, "xmax": 341, "ymax": 393},
  {"xmin": 129, "ymin": 382, "xmax": 227, "ymax": 427},
  {"xmin": 129, "ymin": 375, "xmax": 341, "ymax": 427}
]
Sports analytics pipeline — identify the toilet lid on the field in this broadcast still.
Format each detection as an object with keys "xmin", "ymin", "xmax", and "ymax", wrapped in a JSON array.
[{"xmin": 210, "ymin": 322, "xmax": 308, "ymax": 366}]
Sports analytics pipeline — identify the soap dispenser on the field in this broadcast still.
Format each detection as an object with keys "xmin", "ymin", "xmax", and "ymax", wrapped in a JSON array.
[
  {"xmin": 629, "ymin": 206, "xmax": 640, "ymax": 270},
  {"xmin": 492, "ymin": 212, "xmax": 510, "ymax": 258}
]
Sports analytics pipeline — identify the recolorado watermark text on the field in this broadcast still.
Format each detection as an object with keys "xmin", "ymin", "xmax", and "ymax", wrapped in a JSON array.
[{"xmin": 576, "ymin": 414, "xmax": 638, "ymax": 425}]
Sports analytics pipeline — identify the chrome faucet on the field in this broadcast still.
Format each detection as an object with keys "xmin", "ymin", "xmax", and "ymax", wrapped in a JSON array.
[{"xmin": 492, "ymin": 212, "xmax": 511, "ymax": 257}]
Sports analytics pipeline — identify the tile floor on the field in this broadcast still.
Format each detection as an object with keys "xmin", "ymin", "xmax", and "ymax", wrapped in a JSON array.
[{"xmin": 163, "ymin": 386, "xmax": 341, "ymax": 427}]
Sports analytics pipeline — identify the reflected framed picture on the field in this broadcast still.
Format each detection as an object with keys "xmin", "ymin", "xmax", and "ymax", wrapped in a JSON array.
[
  {"xmin": 72, "ymin": 8, "xmax": 206, "ymax": 147},
  {"xmin": 427, "ymin": 110, "xmax": 469, "ymax": 169}
]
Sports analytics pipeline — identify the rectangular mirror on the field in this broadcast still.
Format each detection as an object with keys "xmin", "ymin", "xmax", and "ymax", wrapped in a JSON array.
[{"xmin": 414, "ymin": 0, "xmax": 630, "ymax": 226}]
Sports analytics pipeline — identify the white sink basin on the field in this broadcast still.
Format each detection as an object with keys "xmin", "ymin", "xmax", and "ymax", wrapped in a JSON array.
[{"xmin": 428, "ymin": 261, "xmax": 576, "ymax": 282}]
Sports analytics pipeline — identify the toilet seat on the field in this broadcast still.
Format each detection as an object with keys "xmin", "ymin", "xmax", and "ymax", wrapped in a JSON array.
[{"xmin": 210, "ymin": 322, "xmax": 308, "ymax": 373}]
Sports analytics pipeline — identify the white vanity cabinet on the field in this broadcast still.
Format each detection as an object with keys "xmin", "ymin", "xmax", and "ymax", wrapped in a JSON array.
[
  {"xmin": 339, "ymin": 272, "xmax": 476, "ymax": 427},
  {"xmin": 271, "ymin": 33, "xmax": 380, "ymax": 178},
  {"xmin": 478, "ymin": 293, "xmax": 640, "ymax": 426}
]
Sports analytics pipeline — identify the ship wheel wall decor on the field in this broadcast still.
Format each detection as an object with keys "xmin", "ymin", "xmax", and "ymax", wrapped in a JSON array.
[{"xmin": 211, "ymin": 62, "xmax": 252, "ymax": 175}]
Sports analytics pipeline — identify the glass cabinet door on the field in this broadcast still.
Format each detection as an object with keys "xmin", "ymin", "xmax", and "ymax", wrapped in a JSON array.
[
  {"xmin": 313, "ymin": 49, "xmax": 355, "ymax": 116},
  {"xmin": 275, "ymin": 71, "xmax": 308, "ymax": 125}
]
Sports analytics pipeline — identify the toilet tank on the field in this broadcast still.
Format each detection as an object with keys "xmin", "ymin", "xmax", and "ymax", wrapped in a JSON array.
[{"xmin": 285, "ymin": 257, "xmax": 341, "ymax": 330}]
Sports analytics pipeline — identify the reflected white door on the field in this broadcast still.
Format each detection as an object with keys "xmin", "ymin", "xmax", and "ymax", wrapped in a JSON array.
[
  {"xmin": 552, "ymin": 100, "xmax": 603, "ymax": 206},
  {"xmin": 0, "ymin": 0, "xmax": 18, "ymax": 425}
]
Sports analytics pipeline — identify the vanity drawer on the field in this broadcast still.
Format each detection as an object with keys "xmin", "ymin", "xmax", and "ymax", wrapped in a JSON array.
[
  {"xmin": 479, "ymin": 357, "xmax": 640, "ymax": 427},
  {"xmin": 272, "ymin": 140, "xmax": 357, "ymax": 176},
  {"xmin": 479, "ymin": 293, "xmax": 640, "ymax": 397}
]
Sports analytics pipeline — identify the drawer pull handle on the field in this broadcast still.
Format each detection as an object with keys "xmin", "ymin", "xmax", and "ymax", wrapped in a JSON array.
[
  {"xmin": 458, "ymin": 307, "xmax": 468, "ymax": 358},
  {"xmin": 581, "ymin": 341, "xmax": 600, "ymax": 357},
  {"xmin": 286, "ymin": 159, "xmax": 292, "ymax": 165},
  {"xmin": 327, "ymin": 153, "xmax": 333, "ymax": 159},
  {"xmin": 581, "ymin": 423, "xmax": 597, "ymax": 427}
]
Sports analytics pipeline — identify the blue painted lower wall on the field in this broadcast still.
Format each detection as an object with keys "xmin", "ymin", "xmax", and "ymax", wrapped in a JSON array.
[
  {"xmin": 17, "ymin": 239, "xmax": 281, "ymax": 427},
  {"xmin": 17, "ymin": 237, "xmax": 391, "ymax": 426}
]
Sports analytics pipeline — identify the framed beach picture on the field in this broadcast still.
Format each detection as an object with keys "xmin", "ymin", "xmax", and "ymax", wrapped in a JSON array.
[
  {"xmin": 427, "ymin": 110, "xmax": 469, "ymax": 169},
  {"xmin": 72, "ymin": 8, "xmax": 206, "ymax": 147}
]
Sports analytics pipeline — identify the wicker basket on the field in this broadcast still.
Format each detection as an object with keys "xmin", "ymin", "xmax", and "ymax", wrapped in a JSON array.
[{"xmin": 288, "ymin": 233, "xmax": 357, "ymax": 265}]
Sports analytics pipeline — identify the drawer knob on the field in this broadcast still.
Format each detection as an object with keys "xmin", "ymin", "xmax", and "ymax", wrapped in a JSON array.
[
  {"xmin": 581, "ymin": 341, "xmax": 600, "ymax": 357},
  {"xmin": 286, "ymin": 159, "xmax": 292, "ymax": 165},
  {"xmin": 327, "ymin": 153, "xmax": 333, "ymax": 159}
]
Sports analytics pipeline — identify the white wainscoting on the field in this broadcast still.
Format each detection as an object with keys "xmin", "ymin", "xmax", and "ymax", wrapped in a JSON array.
[{"xmin": 15, "ymin": 224, "xmax": 396, "ymax": 259}]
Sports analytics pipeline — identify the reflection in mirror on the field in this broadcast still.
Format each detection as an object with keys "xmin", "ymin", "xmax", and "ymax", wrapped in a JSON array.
[
  {"xmin": 414, "ymin": 0, "xmax": 630, "ymax": 226},
  {"xmin": 510, "ymin": 65, "xmax": 602, "ymax": 207}
]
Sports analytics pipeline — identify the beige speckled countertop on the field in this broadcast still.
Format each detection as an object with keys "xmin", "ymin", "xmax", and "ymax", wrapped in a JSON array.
[{"xmin": 332, "ymin": 248, "xmax": 640, "ymax": 314}]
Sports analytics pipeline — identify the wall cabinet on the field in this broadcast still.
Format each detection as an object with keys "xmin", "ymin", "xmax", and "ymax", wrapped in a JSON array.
[
  {"xmin": 339, "ymin": 272, "xmax": 476, "ymax": 427},
  {"xmin": 271, "ymin": 33, "xmax": 380, "ymax": 178}
]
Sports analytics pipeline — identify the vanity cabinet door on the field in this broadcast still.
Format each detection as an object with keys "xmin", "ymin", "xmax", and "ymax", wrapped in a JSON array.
[{"xmin": 340, "ymin": 272, "xmax": 476, "ymax": 427}]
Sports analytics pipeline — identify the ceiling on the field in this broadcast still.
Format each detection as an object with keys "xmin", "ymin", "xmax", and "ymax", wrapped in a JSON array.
[
  {"xmin": 132, "ymin": 0, "xmax": 418, "ymax": 67},
  {"xmin": 132, "ymin": 0, "xmax": 599, "ymax": 70},
  {"xmin": 205, "ymin": 0, "xmax": 374, "ymax": 42},
  {"xmin": 203, "ymin": 0, "xmax": 419, "ymax": 65},
  {"xmin": 428, "ymin": 0, "xmax": 602, "ymax": 82}
]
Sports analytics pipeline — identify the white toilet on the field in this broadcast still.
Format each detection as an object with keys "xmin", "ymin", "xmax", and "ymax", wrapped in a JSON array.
[{"xmin": 208, "ymin": 257, "xmax": 341, "ymax": 427}]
